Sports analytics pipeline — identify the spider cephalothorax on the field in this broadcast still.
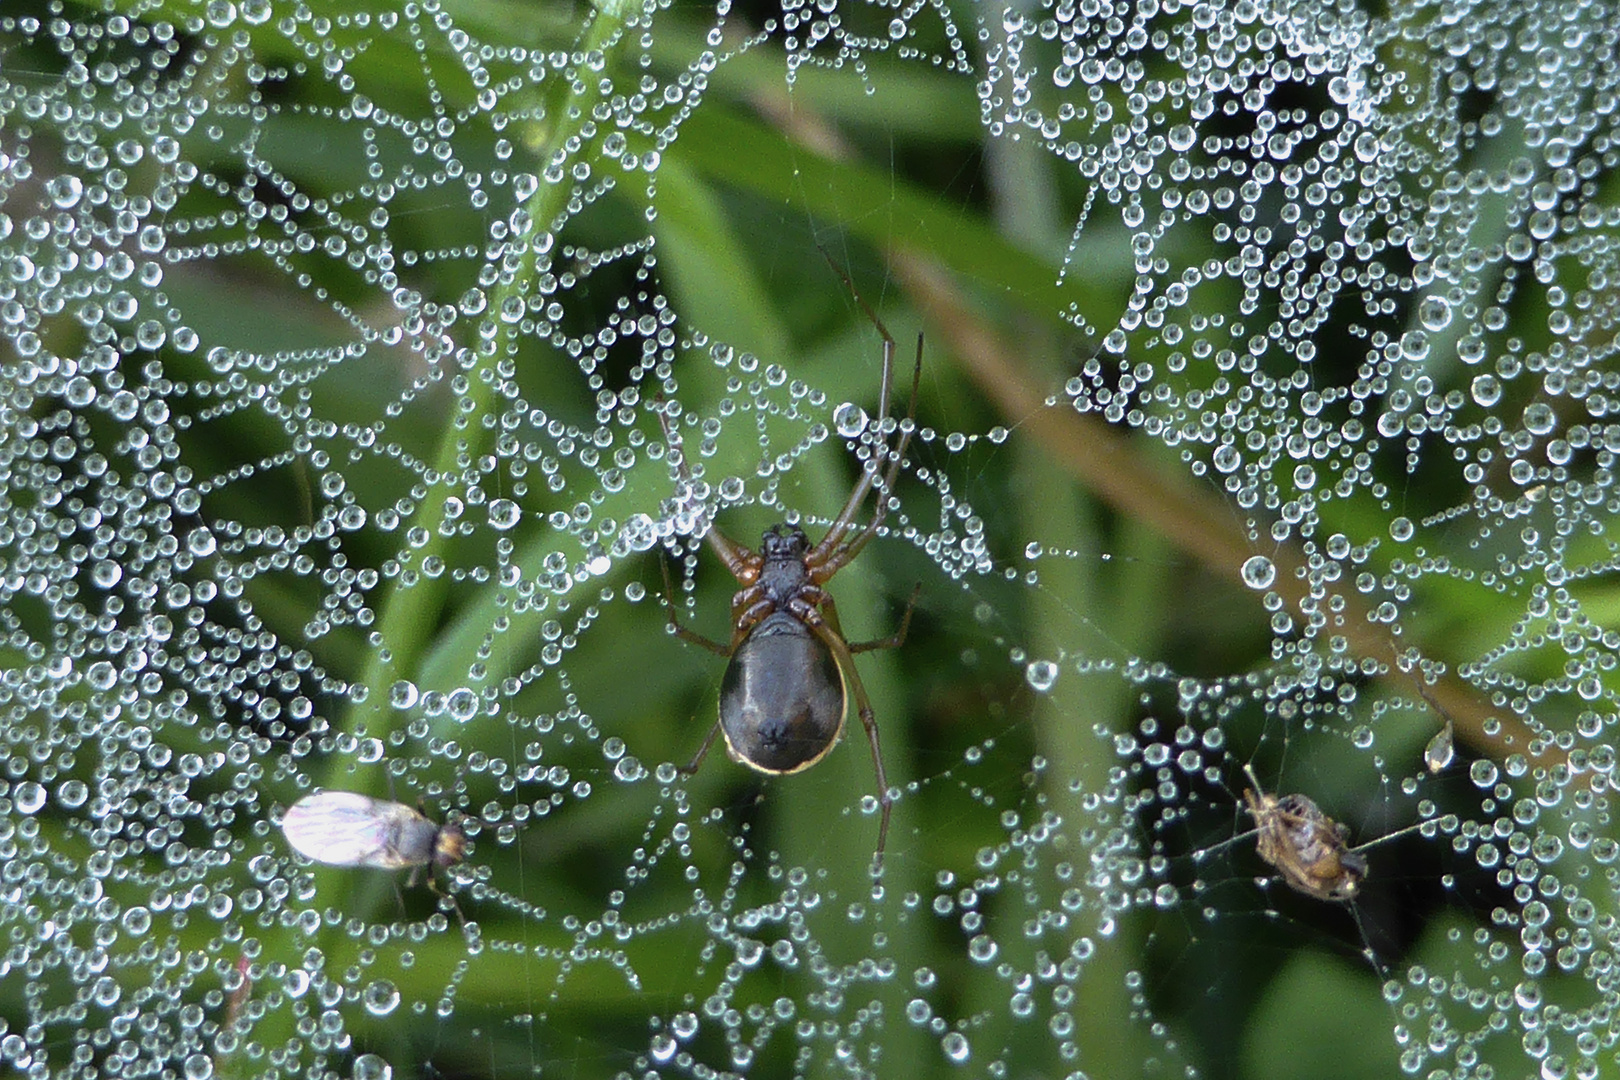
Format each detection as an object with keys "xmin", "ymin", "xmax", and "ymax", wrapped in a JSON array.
[{"xmin": 752, "ymin": 524, "xmax": 812, "ymax": 606}]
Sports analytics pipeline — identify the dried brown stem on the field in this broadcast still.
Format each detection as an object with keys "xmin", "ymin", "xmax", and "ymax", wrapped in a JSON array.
[
  {"xmin": 756, "ymin": 87, "xmax": 1558, "ymax": 774},
  {"xmin": 891, "ymin": 252, "xmax": 1555, "ymax": 772}
]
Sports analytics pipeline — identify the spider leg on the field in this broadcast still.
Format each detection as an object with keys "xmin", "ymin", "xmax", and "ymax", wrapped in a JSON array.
[
  {"xmin": 730, "ymin": 592, "xmax": 775, "ymax": 635},
  {"xmin": 661, "ymin": 555, "xmax": 757, "ymax": 775},
  {"xmin": 808, "ymin": 262, "xmax": 899, "ymax": 562},
  {"xmin": 847, "ymin": 583, "xmax": 920, "ymax": 654},
  {"xmin": 1348, "ymin": 819, "xmax": 1427, "ymax": 854},
  {"xmin": 810, "ymin": 329, "xmax": 924, "ymax": 579},
  {"xmin": 680, "ymin": 718, "xmax": 724, "ymax": 777},
  {"xmin": 704, "ymin": 523, "xmax": 759, "ymax": 583},
  {"xmin": 806, "ymin": 618, "xmax": 893, "ymax": 874},
  {"xmin": 818, "ymin": 251, "xmax": 899, "ymax": 422},
  {"xmin": 1190, "ymin": 824, "xmax": 1263, "ymax": 862},
  {"xmin": 660, "ymin": 554, "xmax": 731, "ymax": 656},
  {"xmin": 657, "ymin": 398, "xmax": 762, "ymax": 581}
]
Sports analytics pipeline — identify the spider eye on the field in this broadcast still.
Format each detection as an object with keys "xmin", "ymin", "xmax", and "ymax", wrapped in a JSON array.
[{"xmin": 760, "ymin": 524, "xmax": 807, "ymax": 556}]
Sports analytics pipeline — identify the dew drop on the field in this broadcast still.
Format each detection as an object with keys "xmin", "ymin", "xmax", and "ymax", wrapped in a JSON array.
[
  {"xmin": 1471, "ymin": 374, "xmax": 1502, "ymax": 407},
  {"xmin": 47, "ymin": 174, "xmax": 84, "ymax": 209},
  {"xmin": 1521, "ymin": 402, "xmax": 1556, "ymax": 436},
  {"xmin": 1417, "ymin": 295, "xmax": 1452, "ymax": 331},
  {"xmin": 15, "ymin": 782, "xmax": 46, "ymax": 814},
  {"xmin": 363, "ymin": 980, "xmax": 400, "ymax": 1017},
  {"xmin": 390, "ymin": 681, "xmax": 420, "ymax": 710},
  {"xmin": 447, "ymin": 689, "xmax": 478, "ymax": 722},
  {"xmin": 1025, "ymin": 660, "xmax": 1059, "ymax": 692},
  {"xmin": 834, "ymin": 402, "xmax": 869, "ymax": 438},
  {"xmin": 488, "ymin": 499, "xmax": 521, "ymax": 530},
  {"xmin": 1240, "ymin": 555, "xmax": 1276, "ymax": 590},
  {"xmin": 353, "ymin": 1054, "xmax": 392, "ymax": 1080},
  {"xmin": 1424, "ymin": 721, "xmax": 1455, "ymax": 773}
]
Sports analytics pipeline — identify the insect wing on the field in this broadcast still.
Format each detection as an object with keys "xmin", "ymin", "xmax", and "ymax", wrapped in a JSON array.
[{"xmin": 282, "ymin": 792, "xmax": 425, "ymax": 869}]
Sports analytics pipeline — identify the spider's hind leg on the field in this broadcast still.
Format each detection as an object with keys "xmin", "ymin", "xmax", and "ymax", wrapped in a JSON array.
[
  {"xmin": 810, "ymin": 619, "xmax": 893, "ymax": 875},
  {"xmin": 659, "ymin": 553, "xmax": 732, "ymax": 776},
  {"xmin": 681, "ymin": 721, "xmax": 724, "ymax": 777},
  {"xmin": 847, "ymin": 583, "xmax": 921, "ymax": 654}
]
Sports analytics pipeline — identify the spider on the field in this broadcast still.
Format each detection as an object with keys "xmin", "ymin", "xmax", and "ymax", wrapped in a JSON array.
[
  {"xmin": 1241, "ymin": 764, "xmax": 1369, "ymax": 901},
  {"xmin": 657, "ymin": 284, "xmax": 923, "ymax": 871}
]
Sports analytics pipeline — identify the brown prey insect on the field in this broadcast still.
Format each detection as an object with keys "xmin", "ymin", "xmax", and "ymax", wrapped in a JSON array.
[
  {"xmin": 1242, "ymin": 764, "xmax": 1369, "ymax": 901},
  {"xmin": 658, "ymin": 281, "xmax": 923, "ymax": 872}
]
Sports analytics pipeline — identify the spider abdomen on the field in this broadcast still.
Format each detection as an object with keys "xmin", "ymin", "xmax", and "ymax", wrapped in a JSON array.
[{"xmin": 719, "ymin": 612, "xmax": 848, "ymax": 774}]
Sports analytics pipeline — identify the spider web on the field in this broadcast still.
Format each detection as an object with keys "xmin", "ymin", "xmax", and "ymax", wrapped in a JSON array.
[{"xmin": 0, "ymin": 0, "xmax": 1615, "ymax": 1078}]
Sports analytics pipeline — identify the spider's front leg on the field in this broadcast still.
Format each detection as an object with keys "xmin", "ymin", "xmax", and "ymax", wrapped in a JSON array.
[
  {"xmin": 659, "ymin": 554, "xmax": 730, "ymax": 657},
  {"xmin": 729, "ymin": 588, "xmax": 777, "ymax": 651},
  {"xmin": 656, "ymin": 398, "xmax": 763, "ymax": 583}
]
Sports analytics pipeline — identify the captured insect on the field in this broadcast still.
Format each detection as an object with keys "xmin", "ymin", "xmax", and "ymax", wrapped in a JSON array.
[
  {"xmin": 281, "ymin": 790, "xmax": 467, "ymax": 885},
  {"xmin": 658, "ymin": 270, "xmax": 923, "ymax": 871},
  {"xmin": 1241, "ymin": 764, "xmax": 1368, "ymax": 902}
]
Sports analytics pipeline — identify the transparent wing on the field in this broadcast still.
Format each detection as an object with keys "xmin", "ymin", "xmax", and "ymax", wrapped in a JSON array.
[{"xmin": 281, "ymin": 792, "xmax": 419, "ymax": 868}]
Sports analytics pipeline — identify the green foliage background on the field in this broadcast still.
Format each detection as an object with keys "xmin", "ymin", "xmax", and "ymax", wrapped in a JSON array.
[{"xmin": 3, "ymin": 0, "xmax": 1612, "ymax": 1077}]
